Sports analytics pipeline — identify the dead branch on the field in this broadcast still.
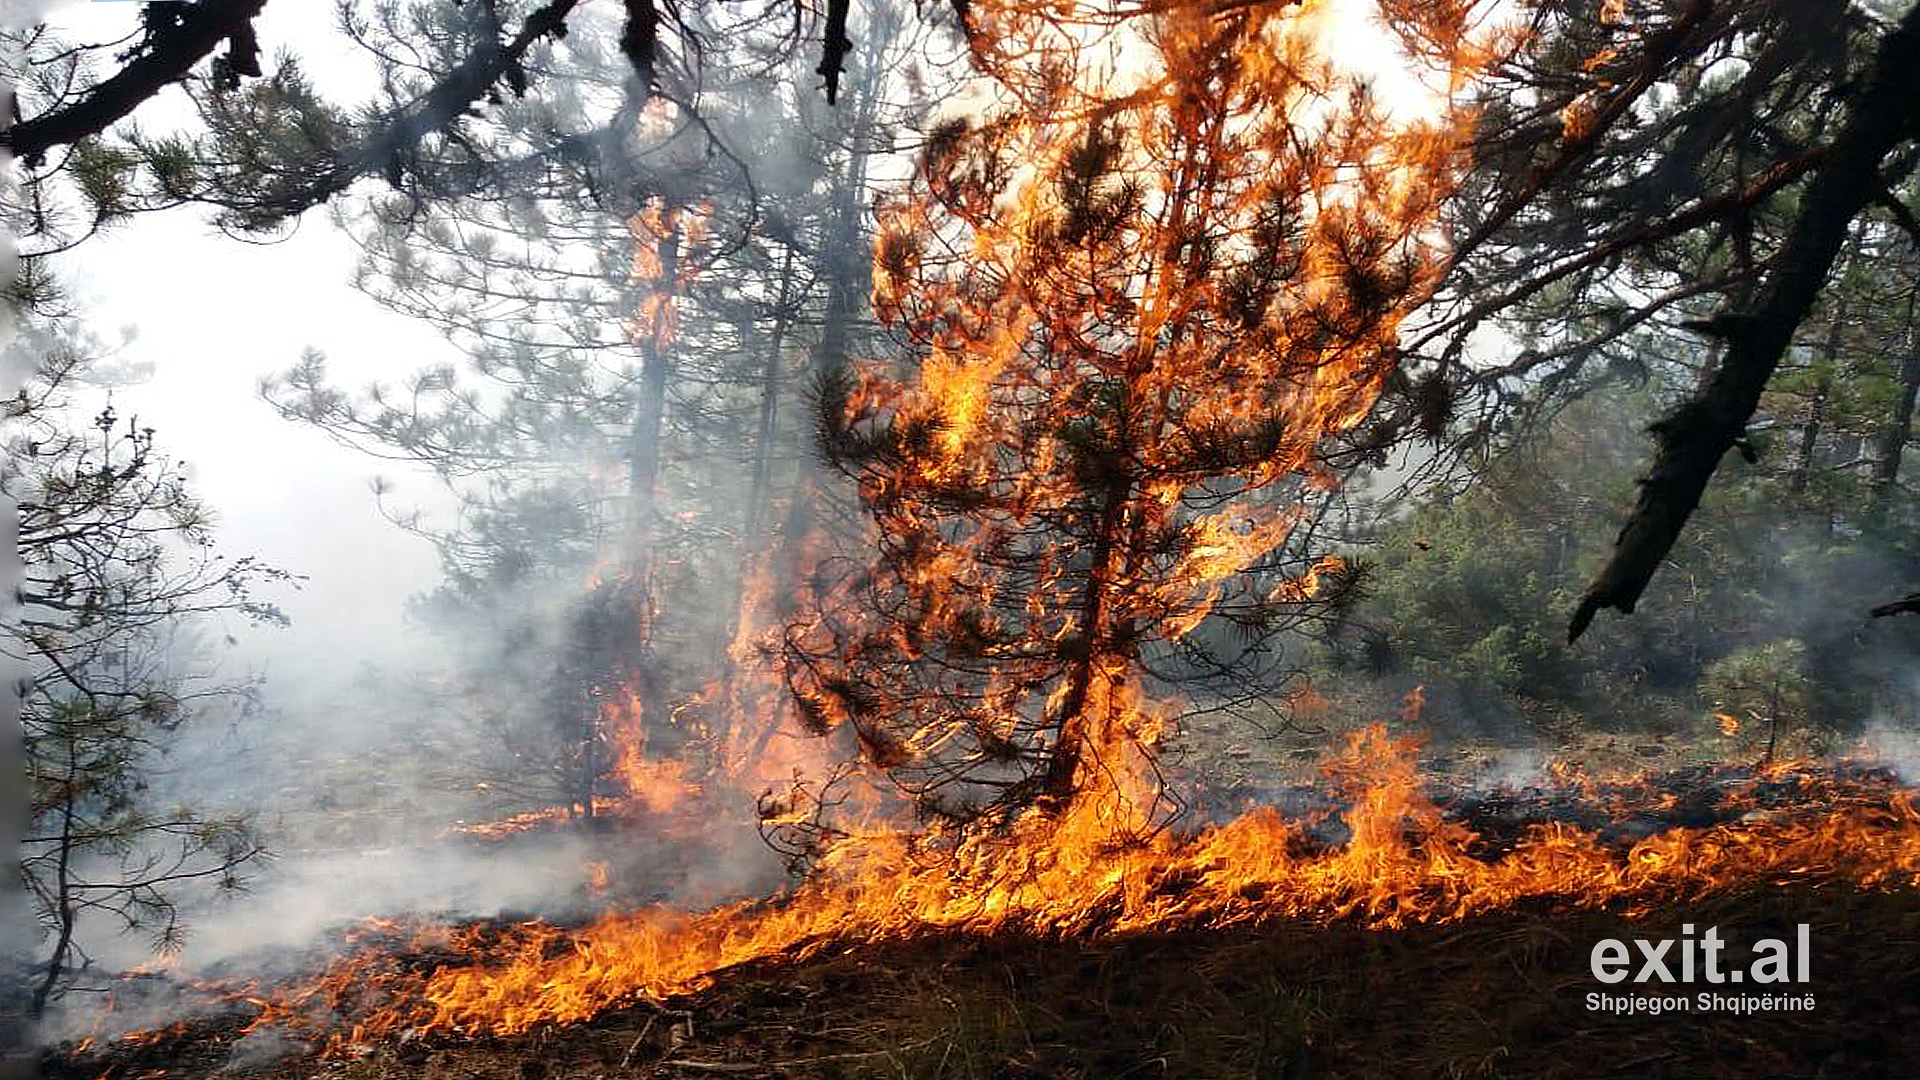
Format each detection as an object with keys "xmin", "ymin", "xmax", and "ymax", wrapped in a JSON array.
[
  {"xmin": 1, "ymin": 0, "xmax": 267, "ymax": 166},
  {"xmin": 1871, "ymin": 593, "xmax": 1920, "ymax": 618},
  {"xmin": 1568, "ymin": 0, "xmax": 1920, "ymax": 642}
]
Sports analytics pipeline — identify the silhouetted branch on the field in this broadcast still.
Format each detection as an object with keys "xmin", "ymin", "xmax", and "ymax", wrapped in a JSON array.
[
  {"xmin": 229, "ymin": 0, "xmax": 583, "ymax": 227},
  {"xmin": 1569, "ymin": 0, "xmax": 1920, "ymax": 642},
  {"xmin": 818, "ymin": 0, "xmax": 852, "ymax": 104},
  {"xmin": 1, "ymin": 0, "xmax": 267, "ymax": 167},
  {"xmin": 620, "ymin": 0, "xmax": 660, "ymax": 91},
  {"xmin": 1871, "ymin": 592, "xmax": 1920, "ymax": 618}
]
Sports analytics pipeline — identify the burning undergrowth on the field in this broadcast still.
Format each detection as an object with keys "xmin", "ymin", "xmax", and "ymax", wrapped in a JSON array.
[
  {"xmin": 63, "ymin": 890, "xmax": 1920, "ymax": 1080},
  {"xmin": 44, "ymin": 726, "xmax": 1920, "ymax": 1079}
]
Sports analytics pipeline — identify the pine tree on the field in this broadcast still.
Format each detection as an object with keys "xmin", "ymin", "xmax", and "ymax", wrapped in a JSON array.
[
  {"xmin": 787, "ymin": 0, "xmax": 1483, "ymax": 834},
  {"xmin": 4, "ymin": 329, "xmax": 288, "ymax": 1013}
]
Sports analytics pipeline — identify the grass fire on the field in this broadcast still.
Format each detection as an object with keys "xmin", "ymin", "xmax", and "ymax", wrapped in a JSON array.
[{"xmin": 7, "ymin": 0, "xmax": 1920, "ymax": 1077}]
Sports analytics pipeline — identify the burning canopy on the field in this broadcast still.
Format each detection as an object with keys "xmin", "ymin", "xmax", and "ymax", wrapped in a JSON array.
[{"xmin": 785, "ymin": 0, "xmax": 1492, "ymax": 836}]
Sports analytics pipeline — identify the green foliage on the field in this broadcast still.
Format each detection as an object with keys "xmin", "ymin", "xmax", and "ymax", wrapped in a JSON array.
[
  {"xmin": 6, "ymin": 331, "xmax": 286, "ymax": 1012},
  {"xmin": 69, "ymin": 142, "xmax": 139, "ymax": 222},
  {"xmin": 1700, "ymin": 639, "xmax": 1812, "ymax": 730},
  {"xmin": 1322, "ymin": 375, "xmax": 1920, "ymax": 741}
]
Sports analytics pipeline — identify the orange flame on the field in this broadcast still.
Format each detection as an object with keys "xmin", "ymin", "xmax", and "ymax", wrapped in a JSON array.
[
  {"xmin": 316, "ymin": 727, "xmax": 1920, "ymax": 1038},
  {"xmin": 162, "ymin": 0, "xmax": 1918, "ymax": 1057}
]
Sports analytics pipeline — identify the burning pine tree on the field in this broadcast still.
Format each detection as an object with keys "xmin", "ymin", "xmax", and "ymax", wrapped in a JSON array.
[{"xmin": 786, "ymin": 0, "xmax": 1484, "ymax": 836}]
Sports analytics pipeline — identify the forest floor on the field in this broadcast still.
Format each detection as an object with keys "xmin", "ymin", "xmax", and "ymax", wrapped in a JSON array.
[
  {"xmin": 48, "ymin": 716, "xmax": 1920, "ymax": 1080},
  {"xmin": 47, "ymin": 879, "xmax": 1920, "ymax": 1080},
  {"xmin": 1171, "ymin": 707, "xmax": 1807, "ymax": 807}
]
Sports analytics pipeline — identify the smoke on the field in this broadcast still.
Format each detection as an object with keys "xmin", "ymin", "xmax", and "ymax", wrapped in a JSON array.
[
  {"xmin": 46, "ymin": 766, "xmax": 784, "ymax": 1045},
  {"xmin": 0, "ymin": 0, "xmax": 85, "ymax": 32},
  {"xmin": 9, "ymin": 0, "xmax": 1916, "ymax": 1064},
  {"xmin": 1472, "ymin": 747, "xmax": 1553, "ymax": 791},
  {"xmin": 220, "ymin": 1027, "xmax": 303, "ymax": 1073},
  {"xmin": 1854, "ymin": 708, "xmax": 1920, "ymax": 783},
  {"xmin": 2, "ymin": 15, "xmax": 53, "ymax": 1064},
  {"xmin": 11, "ymin": 0, "xmax": 882, "ymax": 1062}
]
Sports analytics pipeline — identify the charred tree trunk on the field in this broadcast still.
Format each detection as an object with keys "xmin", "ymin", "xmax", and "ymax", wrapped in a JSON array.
[
  {"xmin": 577, "ymin": 710, "xmax": 603, "ymax": 821},
  {"xmin": 1789, "ymin": 382, "xmax": 1828, "ymax": 499},
  {"xmin": 1570, "ymin": 2, "xmax": 1920, "ymax": 642},
  {"xmin": 619, "ymin": 0, "xmax": 660, "ymax": 93},
  {"xmin": 601, "ymin": 218, "xmax": 683, "ymax": 792},
  {"xmin": 1040, "ymin": 473, "xmax": 1136, "ymax": 801},
  {"xmin": 30, "ymin": 738, "xmax": 81, "ymax": 1017},
  {"xmin": 715, "ymin": 248, "xmax": 802, "ymax": 768},
  {"xmin": 774, "ymin": 84, "xmax": 879, "ymax": 599},
  {"xmin": 629, "ymin": 221, "xmax": 682, "ymax": 553}
]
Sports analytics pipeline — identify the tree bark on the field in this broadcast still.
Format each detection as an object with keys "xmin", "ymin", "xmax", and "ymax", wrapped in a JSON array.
[
  {"xmin": 1569, "ymin": 0, "xmax": 1920, "ymax": 642},
  {"xmin": 746, "ymin": 247, "xmax": 798, "ymax": 540},
  {"xmin": 1040, "ymin": 474, "xmax": 1134, "ymax": 801},
  {"xmin": 30, "ymin": 735, "xmax": 81, "ymax": 1017},
  {"xmin": 817, "ymin": 0, "xmax": 854, "ymax": 104},
  {"xmin": 629, "ymin": 220, "xmax": 682, "ymax": 551},
  {"xmin": 619, "ymin": 0, "xmax": 659, "ymax": 91},
  {"xmin": 774, "ymin": 70, "xmax": 878, "ymax": 585}
]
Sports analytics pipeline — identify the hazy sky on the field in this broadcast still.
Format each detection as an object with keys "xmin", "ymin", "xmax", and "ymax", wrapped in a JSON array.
[{"xmin": 31, "ymin": 1, "xmax": 464, "ymax": 692}]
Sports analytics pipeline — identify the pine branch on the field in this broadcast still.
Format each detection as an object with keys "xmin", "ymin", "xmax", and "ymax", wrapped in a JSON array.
[{"xmin": 226, "ymin": 0, "xmax": 583, "ymax": 228}]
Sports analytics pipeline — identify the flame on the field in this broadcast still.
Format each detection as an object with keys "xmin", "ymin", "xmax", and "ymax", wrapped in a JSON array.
[
  {"xmin": 791, "ymin": 0, "xmax": 1506, "ymax": 851},
  {"xmin": 1561, "ymin": 0, "xmax": 1631, "ymax": 140},
  {"xmin": 1717, "ymin": 711, "xmax": 1743, "ymax": 736},
  {"xmin": 108, "ymin": 0, "xmax": 1920, "ymax": 1060},
  {"xmin": 625, "ymin": 199, "xmax": 709, "ymax": 345},
  {"xmin": 353, "ymin": 0, "xmax": 1545, "ymax": 1037},
  {"xmin": 298, "ymin": 727, "xmax": 1920, "ymax": 1038},
  {"xmin": 452, "ymin": 799, "xmax": 627, "ymax": 838}
]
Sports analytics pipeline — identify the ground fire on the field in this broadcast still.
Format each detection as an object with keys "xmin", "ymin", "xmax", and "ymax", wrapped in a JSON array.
[
  {"xmin": 14, "ymin": 0, "xmax": 1920, "ymax": 1076},
  {"xmin": 52, "ymin": 729, "xmax": 1920, "ymax": 1071}
]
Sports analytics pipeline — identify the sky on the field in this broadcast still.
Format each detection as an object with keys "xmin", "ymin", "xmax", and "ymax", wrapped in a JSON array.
[
  {"xmin": 25, "ymin": 1, "xmax": 463, "ymax": 694},
  {"xmin": 63, "ymin": 214, "xmax": 455, "ymax": 686}
]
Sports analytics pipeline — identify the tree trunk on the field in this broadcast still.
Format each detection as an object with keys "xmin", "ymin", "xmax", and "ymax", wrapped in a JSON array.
[
  {"xmin": 746, "ymin": 246, "xmax": 799, "ymax": 540},
  {"xmin": 1040, "ymin": 474, "xmax": 1136, "ymax": 801},
  {"xmin": 1868, "ymin": 316, "xmax": 1920, "ymax": 528},
  {"xmin": 774, "ymin": 80, "xmax": 878, "ymax": 600},
  {"xmin": 1789, "ymin": 300, "xmax": 1846, "ymax": 500},
  {"xmin": 629, "ymin": 220, "xmax": 682, "ymax": 556},
  {"xmin": 31, "ymin": 735, "xmax": 82, "ymax": 1016}
]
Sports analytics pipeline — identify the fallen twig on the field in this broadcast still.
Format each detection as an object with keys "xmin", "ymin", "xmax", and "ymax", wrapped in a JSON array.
[
  {"xmin": 663, "ymin": 1036, "xmax": 943, "ymax": 1073},
  {"xmin": 617, "ymin": 1014, "xmax": 659, "ymax": 1070}
]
